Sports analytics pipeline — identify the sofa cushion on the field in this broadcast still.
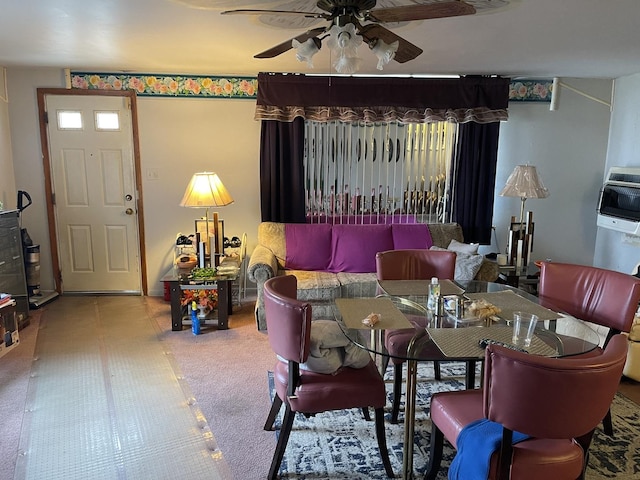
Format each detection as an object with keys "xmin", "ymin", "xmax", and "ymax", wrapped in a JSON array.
[
  {"xmin": 284, "ymin": 270, "xmax": 340, "ymax": 301},
  {"xmin": 336, "ymin": 272, "xmax": 378, "ymax": 298},
  {"xmin": 391, "ymin": 223, "xmax": 433, "ymax": 249},
  {"xmin": 427, "ymin": 223, "xmax": 465, "ymax": 248},
  {"xmin": 431, "ymin": 246, "xmax": 484, "ymax": 281},
  {"xmin": 448, "ymin": 238, "xmax": 479, "ymax": 255},
  {"xmin": 284, "ymin": 223, "xmax": 332, "ymax": 271},
  {"xmin": 329, "ymin": 224, "xmax": 394, "ymax": 273}
]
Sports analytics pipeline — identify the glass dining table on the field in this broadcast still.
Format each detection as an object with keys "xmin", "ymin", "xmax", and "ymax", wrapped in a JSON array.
[{"xmin": 333, "ymin": 280, "xmax": 602, "ymax": 480}]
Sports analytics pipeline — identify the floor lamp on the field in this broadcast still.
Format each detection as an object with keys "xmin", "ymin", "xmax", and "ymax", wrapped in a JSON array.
[
  {"xmin": 180, "ymin": 172, "xmax": 234, "ymax": 268},
  {"xmin": 499, "ymin": 165, "xmax": 549, "ymax": 269}
]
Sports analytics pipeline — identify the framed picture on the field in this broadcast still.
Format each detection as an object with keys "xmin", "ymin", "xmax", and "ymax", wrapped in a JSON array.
[{"xmin": 194, "ymin": 218, "xmax": 224, "ymax": 257}]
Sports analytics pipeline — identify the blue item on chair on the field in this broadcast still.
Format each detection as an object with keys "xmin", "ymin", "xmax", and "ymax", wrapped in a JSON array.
[{"xmin": 448, "ymin": 419, "xmax": 529, "ymax": 480}]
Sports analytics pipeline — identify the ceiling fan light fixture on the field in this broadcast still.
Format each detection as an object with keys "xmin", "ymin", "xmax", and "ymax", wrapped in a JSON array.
[
  {"xmin": 292, "ymin": 37, "xmax": 321, "ymax": 67},
  {"xmin": 327, "ymin": 23, "xmax": 363, "ymax": 74},
  {"xmin": 327, "ymin": 23, "xmax": 362, "ymax": 56},
  {"xmin": 371, "ymin": 38, "xmax": 399, "ymax": 70},
  {"xmin": 333, "ymin": 54, "xmax": 363, "ymax": 74}
]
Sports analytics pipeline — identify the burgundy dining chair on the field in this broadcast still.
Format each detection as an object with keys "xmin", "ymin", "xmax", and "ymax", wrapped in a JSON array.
[
  {"xmin": 538, "ymin": 261, "xmax": 640, "ymax": 436},
  {"xmin": 262, "ymin": 275, "xmax": 394, "ymax": 480},
  {"xmin": 425, "ymin": 334, "xmax": 629, "ymax": 480},
  {"xmin": 375, "ymin": 248, "xmax": 458, "ymax": 424}
]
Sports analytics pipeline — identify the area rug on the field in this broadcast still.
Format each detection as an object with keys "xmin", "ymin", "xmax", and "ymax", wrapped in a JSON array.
[{"xmin": 267, "ymin": 363, "xmax": 640, "ymax": 479}]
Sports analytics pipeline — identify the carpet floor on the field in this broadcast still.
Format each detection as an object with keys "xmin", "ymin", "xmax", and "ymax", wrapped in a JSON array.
[{"xmin": 268, "ymin": 363, "xmax": 640, "ymax": 479}]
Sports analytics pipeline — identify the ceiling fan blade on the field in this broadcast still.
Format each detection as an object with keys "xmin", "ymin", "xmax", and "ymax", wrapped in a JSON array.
[
  {"xmin": 358, "ymin": 24, "xmax": 423, "ymax": 64},
  {"xmin": 369, "ymin": 1, "xmax": 476, "ymax": 23},
  {"xmin": 254, "ymin": 27, "xmax": 326, "ymax": 59},
  {"xmin": 221, "ymin": 9, "xmax": 326, "ymax": 19}
]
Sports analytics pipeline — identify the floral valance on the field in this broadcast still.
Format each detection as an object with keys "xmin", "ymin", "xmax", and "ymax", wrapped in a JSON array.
[{"xmin": 255, "ymin": 73, "xmax": 510, "ymax": 124}]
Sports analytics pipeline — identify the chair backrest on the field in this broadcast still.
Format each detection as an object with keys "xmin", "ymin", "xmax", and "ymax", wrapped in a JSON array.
[
  {"xmin": 375, "ymin": 249, "xmax": 456, "ymax": 280},
  {"xmin": 538, "ymin": 261, "xmax": 640, "ymax": 335},
  {"xmin": 263, "ymin": 275, "xmax": 312, "ymax": 364},
  {"xmin": 483, "ymin": 334, "xmax": 628, "ymax": 440}
]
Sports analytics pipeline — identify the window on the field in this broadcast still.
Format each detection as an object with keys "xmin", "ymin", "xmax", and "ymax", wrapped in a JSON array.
[
  {"xmin": 304, "ymin": 121, "xmax": 459, "ymax": 222},
  {"xmin": 57, "ymin": 110, "xmax": 83, "ymax": 130},
  {"xmin": 95, "ymin": 111, "xmax": 120, "ymax": 131}
]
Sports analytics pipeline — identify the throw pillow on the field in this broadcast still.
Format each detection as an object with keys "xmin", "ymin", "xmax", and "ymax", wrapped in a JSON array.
[
  {"xmin": 329, "ymin": 224, "xmax": 394, "ymax": 273},
  {"xmin": 448, "ymin": 239, "xmax": 479, "ymax": 255},
  {"xmin": 391, "ymin": 223, "xmax": 433, "ymax": 249},
  {"xmin": 284, "ymin": 224, "xmax": 332, "ymax": 270},
  {"xmin": 431, "ymin": 246, "xmax": 484, "ymax": 281}
]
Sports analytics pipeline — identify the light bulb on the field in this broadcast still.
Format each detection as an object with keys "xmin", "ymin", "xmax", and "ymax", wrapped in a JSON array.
[{"xmin": 338, "ymin": 32, "xmax": 351, "ymax": 49}]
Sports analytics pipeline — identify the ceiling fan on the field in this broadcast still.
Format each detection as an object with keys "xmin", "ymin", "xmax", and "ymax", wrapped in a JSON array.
[{"xmin": 221, "ymin": 0, "xmax": 477, "ymax": 72}]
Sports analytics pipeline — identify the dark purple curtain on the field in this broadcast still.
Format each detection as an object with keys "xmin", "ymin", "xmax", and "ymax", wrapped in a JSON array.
[
  {"xmin": 257, "ymin": 74, "xmax": 509, "ymax": 226},
  {"xmin": 259, "ymin": 118, "xmax": 306, "ymax": 222},
  {"xmin": 256, "ymin": 73, "xmax": 509, "ymax": 112},
  {"xmin": 452, "ymin": 122, "xmax": 501, "ymax": 244}
]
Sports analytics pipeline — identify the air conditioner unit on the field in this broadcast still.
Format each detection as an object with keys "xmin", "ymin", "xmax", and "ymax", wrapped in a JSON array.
[{"xmin": 597, "ymin": 166, "xmax": 640, "ymax": 235}]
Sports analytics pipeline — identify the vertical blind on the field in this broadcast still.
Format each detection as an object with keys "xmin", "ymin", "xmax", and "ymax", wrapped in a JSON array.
[{"xmin": 304, "ymin": 120, "xmax": 459, "ymax": 224}]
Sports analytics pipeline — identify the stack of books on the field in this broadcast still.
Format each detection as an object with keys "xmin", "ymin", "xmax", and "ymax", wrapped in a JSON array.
[{"xmin": 0, "ymin": 293, "xmax": 13, "ymax": 308}]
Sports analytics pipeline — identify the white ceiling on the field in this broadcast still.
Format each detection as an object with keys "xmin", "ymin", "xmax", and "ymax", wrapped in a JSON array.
[{"xmin": 2, "ymin": 0, "xmax": 640, "ymax": 79}]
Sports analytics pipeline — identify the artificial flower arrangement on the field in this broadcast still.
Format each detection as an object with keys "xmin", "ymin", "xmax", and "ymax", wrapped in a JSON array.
[{"xmin": 181, "ymin": 288, "xmax": 218, "ymax": 313}]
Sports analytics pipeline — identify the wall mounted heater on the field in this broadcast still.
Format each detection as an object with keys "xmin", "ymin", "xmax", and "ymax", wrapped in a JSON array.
[{"xmin": 597, "ymin": 166, "xmax": 640, "ymax": 235}]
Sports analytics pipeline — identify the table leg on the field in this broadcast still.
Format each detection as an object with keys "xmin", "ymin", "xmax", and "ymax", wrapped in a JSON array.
[
  {"xmin": 370, "ymin": 329, "xmax": 386, "ymax": 374},
  {"xmin": 402, "ymin": 358, "xmax": 418, "ymax": 480},
  {"xmin": 169, "ymin": 280, "xmax": 183, "ymax": 331},
  {"xmin": 217, "ymin": 279, "xmax": 230, "ymax": 330},
  {"xmin": 465, "ymin": 360, "xmax": 476, "ymax": 389}
]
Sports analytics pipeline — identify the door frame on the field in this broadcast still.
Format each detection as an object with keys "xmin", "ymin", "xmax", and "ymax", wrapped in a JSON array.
[{"xmin": 36, "ymin": 88, "xmax": 148, "ymax": 295}]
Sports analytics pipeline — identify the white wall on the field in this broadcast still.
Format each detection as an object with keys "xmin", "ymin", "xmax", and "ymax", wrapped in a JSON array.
[
  {"xmin": 136, "ymin": 96, "xmax": 261, "ymax": 295},
  {"xmin": 0, "ymin": 67, "xmax": 16, "ymax": 210},
  {"xmin": 491, "ymin": 78, "xmax": 613, "ymax": 269},
  {"xmin": 594, "ymin": 73, "xmax": 640, "ymax": 274},
  {"xmin": 6, "ymin": 68, "xmax": 67, "ymax": 292}
]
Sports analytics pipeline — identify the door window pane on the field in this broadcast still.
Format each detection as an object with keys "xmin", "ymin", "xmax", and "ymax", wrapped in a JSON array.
[
  {"xmin": 95, "ymin": 111, "xmax": 120, "ymax": 131},
  {"xmin": 57, "ymin": 110, "xmax": 83, "ymax": 130}
]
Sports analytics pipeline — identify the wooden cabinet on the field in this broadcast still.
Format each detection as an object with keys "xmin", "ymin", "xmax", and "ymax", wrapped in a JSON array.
[{"xmin": 0, "ymin": 210, "xmax": 29, "ymax": 327}]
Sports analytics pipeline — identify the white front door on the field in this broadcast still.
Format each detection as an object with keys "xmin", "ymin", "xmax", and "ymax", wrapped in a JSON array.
[{"xmin": 44, "ymin": 94, "xmax": 141, "ymax": 293}]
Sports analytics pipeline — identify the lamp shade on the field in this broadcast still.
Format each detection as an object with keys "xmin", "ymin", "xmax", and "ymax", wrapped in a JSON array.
[
  {"xmin": 499, "ymin": 165, "xmax": 550, "ymax": 199},
  {"xmin": 293, "ymin": 37, "xmax": 321, "ymax": 67},
  {"xmin": 180, "ymin": 172, "xmax": 234, "ymax": 208},
  {"xmin": 372, "ymin": 39, "xmax": 398, "ymax": 70}
]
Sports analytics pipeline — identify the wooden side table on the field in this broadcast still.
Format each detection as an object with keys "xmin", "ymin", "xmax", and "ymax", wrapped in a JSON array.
[{"xmin": 161, "ymin": 267, "xmax": 238, "ymax": 331}]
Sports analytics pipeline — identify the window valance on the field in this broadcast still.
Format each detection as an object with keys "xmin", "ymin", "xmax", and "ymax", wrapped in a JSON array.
[{"xmin": 255, "ymin": 73, "xmax": 510, "ymax": 124}]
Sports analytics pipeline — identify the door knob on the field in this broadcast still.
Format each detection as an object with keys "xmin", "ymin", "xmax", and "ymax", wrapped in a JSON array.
[{"xmin": 125, "ymin": 208, "xmax": 134, "ymax": 215}]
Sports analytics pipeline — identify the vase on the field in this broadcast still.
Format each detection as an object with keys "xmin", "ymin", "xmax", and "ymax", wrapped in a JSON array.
[{"xmin": 197, "ymin": 305, "xmax": 208, "ymax": 319}]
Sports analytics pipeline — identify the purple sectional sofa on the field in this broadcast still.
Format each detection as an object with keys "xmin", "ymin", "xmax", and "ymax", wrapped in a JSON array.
[{"xmin": 248, "ymin": 222, "xmax": 498, "ymax": 330}]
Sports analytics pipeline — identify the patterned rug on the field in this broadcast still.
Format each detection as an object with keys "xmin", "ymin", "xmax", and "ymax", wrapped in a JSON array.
[{"xmin": 267, "ymin": 363, "xmax": 640, "ymax": 479}]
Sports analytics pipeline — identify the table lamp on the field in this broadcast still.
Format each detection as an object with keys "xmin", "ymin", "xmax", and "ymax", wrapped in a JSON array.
[
  {"xmin": 180, "ymin": 172, "xmax": 233, "ymax": 267},
  {"xmin": 499, "ymin": 165, "xmax": 549, "ymax": 268}
]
